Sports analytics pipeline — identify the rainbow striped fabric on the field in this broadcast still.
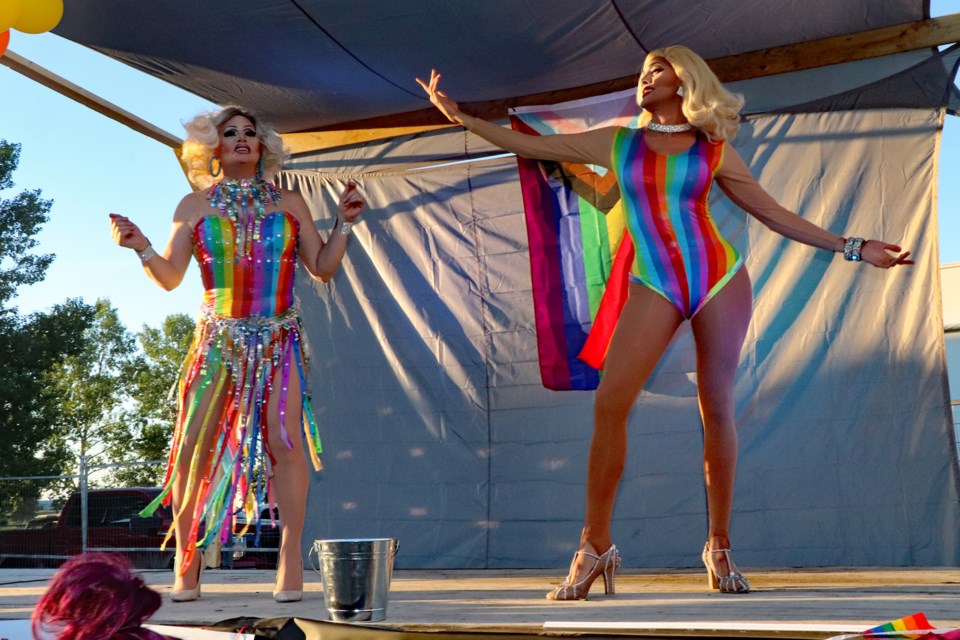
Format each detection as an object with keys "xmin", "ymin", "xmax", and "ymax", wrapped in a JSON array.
[
  {"xmin": 612, "ymin": 127, "xmax": 741, "ymax": 319},
  {"xmin": 863, "ymin": 613, "xmax": 933, "ymax": 638},
  {"xmin": 510, "ymin": 91, "xmax": 637, "ymax": 390},
  {"xmin": 194, "ymin": 212, "xmax": 299, "ymax": 317}
]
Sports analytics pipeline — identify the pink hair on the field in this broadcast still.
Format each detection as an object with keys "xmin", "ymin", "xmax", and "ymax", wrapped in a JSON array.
[{"xmin": 32, "ymin": 553, "xmax": 170, "ymax": 640}]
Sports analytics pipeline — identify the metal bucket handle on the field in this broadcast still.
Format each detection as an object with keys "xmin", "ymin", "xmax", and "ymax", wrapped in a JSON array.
[
  {"xmin": 309, "ymin": 539, "xmax": 400, "ymax": 577},
  {"xmin": 308, "ymin": 540, "xmax": 321, "ymax": 577}
]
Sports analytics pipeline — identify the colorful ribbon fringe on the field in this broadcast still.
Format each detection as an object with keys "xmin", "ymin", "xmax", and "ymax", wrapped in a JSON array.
[{"xmin": 140, "ymin": 305, "xmax": 322, "ymax": 574}]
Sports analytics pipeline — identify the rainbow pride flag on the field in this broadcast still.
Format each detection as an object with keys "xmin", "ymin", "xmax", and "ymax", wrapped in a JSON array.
[
  {"xmin": 511, "ymin": 91, "xmax": 638, "ymax": 390},
  {"xmin": 863, "ymin": 613, "xmax": 934, "ymax": 638}
]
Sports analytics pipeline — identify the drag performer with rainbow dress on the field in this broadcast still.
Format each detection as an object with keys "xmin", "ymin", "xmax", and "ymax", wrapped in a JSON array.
[
  {"xmin": 418, "ymin": 45, "xmax": 911, "ymax": 599},
  {"xmin": 109, "ymin": 106, "xmax": 364, "ymax": 603}
]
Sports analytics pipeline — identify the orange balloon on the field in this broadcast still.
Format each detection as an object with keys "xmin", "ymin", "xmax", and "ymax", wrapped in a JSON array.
[
  {"xmin": 0, "ymin": 0, "xmax": 22, "ymax": 33},
  {"xmin": 13, "ymin": 0, "xmax": 62, "ymax": 35},
  {"xmin": 0, "ymin": 31, "xmax": 9, "ymax": 58}
]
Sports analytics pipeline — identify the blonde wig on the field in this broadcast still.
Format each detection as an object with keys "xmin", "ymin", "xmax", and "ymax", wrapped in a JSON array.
[
  {"xmin": 638, "ymin": 45, "xmax": 744, "ymax": 142},
  {"xmin": 180, "ymin": 106, "xmax": 289, "ymax": 189}
]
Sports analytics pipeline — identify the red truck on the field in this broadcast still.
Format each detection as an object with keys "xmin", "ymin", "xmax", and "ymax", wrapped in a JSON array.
[
  {"xmin": 0, "ymin": 487, "xmax": 174, "ymax": 569},
  {"xmin": 0, "ymin": 487, "xmax": 279, "ymax": 570}
]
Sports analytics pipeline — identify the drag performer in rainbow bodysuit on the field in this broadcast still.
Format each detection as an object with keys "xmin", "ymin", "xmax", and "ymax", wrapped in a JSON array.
[
  {"xmin": 110, "ymin": 106, "xmax": 364, "ymax": 603},
  {"xmin": 418, "ymin": 45, "xmax": 911, "ymax": 599}
]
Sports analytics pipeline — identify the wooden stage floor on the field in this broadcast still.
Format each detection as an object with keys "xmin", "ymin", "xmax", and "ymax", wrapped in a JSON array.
[{"xmin": 2, "ymin": 567, "xmax": 958, "ymax": 638}]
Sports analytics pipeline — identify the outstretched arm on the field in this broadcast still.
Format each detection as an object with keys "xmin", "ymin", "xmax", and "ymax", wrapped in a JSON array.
[
  {"xmin": 416, "ymin": 69, "xmax": 615, "ymax": 168},
  {"xmin": 716, "ymin": 146, "xmax": 912, "ymax": 268},
  {"xmin": 109, "ymin": 194, "xmax": 196, "ymax": 290}
]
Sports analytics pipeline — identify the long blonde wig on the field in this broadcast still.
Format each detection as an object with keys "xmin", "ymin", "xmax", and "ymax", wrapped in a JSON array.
[
  {"xmin": 180, "ymin": 106, "xmax": 289, "ymax": 189},
  {"xmin": 638, "ymin": 46, "xmax": 744, "ymax": 142}
]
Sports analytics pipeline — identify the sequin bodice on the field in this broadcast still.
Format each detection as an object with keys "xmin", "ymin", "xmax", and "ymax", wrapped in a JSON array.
[{"xmin": 193, "ymin": 211, "xmax": 299, "ymax": 318}]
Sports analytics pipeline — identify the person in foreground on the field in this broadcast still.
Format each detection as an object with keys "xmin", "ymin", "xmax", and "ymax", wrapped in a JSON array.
[
  {"xmin": 418, "ymin": 46, "xmax": 911, "ymax": 599},
  {"xmin": 109, "ymin": 106, "xmax": 365, "ymax": 603},
  {"xmin": 32, "ymin": 553, "xmax": 175, "ymax": 640}
]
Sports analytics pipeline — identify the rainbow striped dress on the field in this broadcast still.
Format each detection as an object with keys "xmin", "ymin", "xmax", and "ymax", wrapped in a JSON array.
[
  {"xmin": 612, "ymin": 127, "xmax": 742, "ymax": 318},
  {"xmin": 142, "ymin": 199, "xmax": 322, "ymax": 573}
]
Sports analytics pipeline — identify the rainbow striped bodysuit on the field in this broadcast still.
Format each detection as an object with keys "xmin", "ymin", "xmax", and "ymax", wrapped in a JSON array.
[
  {"xmin": 142, "ymin": 207, "xmax": 322, "ymax": 572},
  {"xmin": 612, "ymin": 127, "xmax": 742, "ymax": 318}
]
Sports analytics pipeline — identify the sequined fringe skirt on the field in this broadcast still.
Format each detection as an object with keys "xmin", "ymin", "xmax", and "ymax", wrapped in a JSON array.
[{"xmin": 140, "ymin": 305, "xmax": 322, "ymax": 573}]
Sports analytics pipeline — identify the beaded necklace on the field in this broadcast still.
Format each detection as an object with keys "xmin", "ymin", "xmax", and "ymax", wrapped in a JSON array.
[{"xmin": 208, "ymin": 178, "xmax": 282, "ymax": 257}]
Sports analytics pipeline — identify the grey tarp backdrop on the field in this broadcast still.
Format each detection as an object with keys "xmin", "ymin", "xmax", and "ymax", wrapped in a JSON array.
[{"xmin": 280, "ymin": 47, "xmax": 960, "ymax": 569}]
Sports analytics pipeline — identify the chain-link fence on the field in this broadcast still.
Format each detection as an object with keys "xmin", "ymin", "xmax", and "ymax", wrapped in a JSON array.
[{"xmin": 0, "ymin": 457, "xmax": 278, "ymax": 571}]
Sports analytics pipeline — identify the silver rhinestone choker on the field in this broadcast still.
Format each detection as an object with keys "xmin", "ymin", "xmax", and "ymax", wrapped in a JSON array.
[{"xmin": 646, "ymin": 122, "xmax": 693, "ymax": 134}]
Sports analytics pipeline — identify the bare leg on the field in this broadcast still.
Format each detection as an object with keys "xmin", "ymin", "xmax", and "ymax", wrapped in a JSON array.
[
  {"xmin": 265, "ymin": 364, "xmax": 309, "ymax": 594},
  {"xmin": 171, "ymin": 373, "xmax": 227, "ymax": 592},
  {"xmin": 569, "ymin": 283, "xmax": 683, "ymax": 582},
  {"xmin": 690, "ymin": 268, "xmax": 752, "ymax": 575}
]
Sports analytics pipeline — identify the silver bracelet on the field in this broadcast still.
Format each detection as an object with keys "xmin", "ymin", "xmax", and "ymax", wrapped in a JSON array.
[
  {"xmin": 135, "ymin": 244, "xmax": 156, "ymax": 263},
  {"xmin": 843, "ymin": 237, "xmax": 865, "ymax": 262},
  {"xmin": 339, "ymin": 220, "xmax": 354, "ymax": 236}
]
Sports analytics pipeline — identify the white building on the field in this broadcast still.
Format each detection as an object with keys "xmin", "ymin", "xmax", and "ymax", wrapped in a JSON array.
[{"xmin": 943, "ymin": 263, "xmax": 960, "ymax": 451}]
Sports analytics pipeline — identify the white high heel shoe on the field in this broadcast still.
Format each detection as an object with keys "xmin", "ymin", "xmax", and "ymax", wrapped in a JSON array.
[
  {"xmin": 701, "ymin": 543, "xmax": 750, "ymax": 593},
  {"xmin": 546, "ymin": 544, "xmax": 620, "ymax": 601},
  {"xmin": 273, "ymin": 556, "xmax": 304, "ymax": 603},
  {"xmin": 171, "ymin": 558, "xmax": 204, "ymax": 603}
]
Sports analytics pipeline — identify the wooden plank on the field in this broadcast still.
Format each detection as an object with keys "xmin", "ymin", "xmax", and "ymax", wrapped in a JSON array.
[
  {"xmin": 282, "ymin": 125, "xmax": 451, "ymax": 155},
  {"xmin": 0, "ymin": 50, "xmax": 182, "ymax": 150},
  {"xmin": 709, "ymin": 12, "xmax": 960, "ymax": 82},
  {"xmin": 2, "ymin": 567, "xmax": 959, "ymax": 630}
]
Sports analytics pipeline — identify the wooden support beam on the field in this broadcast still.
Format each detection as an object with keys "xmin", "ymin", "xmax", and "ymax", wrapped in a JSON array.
[
  {"xmin": 298, "ymin": 12, "xmax": 960, "ymax": 151},
  {"xmin": 282, "ymin": 125, "xmax": 451, "ymax": 155},
  {"xmin": 709, "ymin": 12, "xmax": 960, "ymax": 83},
  {"xmin": 0, "ymin": 50, "xmax": 182, "ymax": 150}
]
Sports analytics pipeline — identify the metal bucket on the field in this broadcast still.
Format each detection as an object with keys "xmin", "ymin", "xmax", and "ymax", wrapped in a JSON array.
[{"xmin": 310, "ymin": 538, "xmax": 399, "ymax": 622}]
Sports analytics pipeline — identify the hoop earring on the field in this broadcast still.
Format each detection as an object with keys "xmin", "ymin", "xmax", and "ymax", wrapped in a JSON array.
[
  {"xmin": 256, "ymin": 156, "xmax": 264, "ymax": 179},
  {"xmin": 208, "ymin": 156, "xmax": 222, "ymax": 178}
]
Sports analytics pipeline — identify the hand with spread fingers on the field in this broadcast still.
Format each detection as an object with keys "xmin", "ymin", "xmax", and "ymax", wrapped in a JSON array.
[
  {"xmin": 861, "ymin": 240, "xmax": 913, "ymax": 268},
  {"xmin": 416, "ymin": 69, "xmax": 464, "ymax": 124}
]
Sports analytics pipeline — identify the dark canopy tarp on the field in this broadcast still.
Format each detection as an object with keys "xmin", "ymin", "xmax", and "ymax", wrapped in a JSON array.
[{"xmin": 51, "ymin": 0, "xmax": 925, "ymax": 132}]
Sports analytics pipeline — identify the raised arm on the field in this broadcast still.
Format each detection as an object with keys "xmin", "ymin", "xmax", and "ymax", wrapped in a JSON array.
[
  {"xmin": 416, "ymin": 69, "xmax": 615, "ymax": 168},
  {"xmin": 109, "ymin": 194, "xmax": 197, "ymax": 291},
  {"xmin": 290, "ymin": 182, "xmax": 365, "ymax": 282},
  {"xmin": 716, "ymin": 145, "xmax": 912, "ymax": 268}
]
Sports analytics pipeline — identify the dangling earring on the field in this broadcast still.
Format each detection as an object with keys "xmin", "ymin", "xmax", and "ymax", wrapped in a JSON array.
[
  {"xmin": 676, "ymin": 85, "xmax": 684, "ymax": 98},
  {"xmin": 256, "ymin": 156, "xmax": 264, "ymax": 179},
  {"xmin": 208, "ymin": 156, "xmax": 222, "ymax": 178}
]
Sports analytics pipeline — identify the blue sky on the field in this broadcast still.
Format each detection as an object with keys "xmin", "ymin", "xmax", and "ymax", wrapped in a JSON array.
[{"xmin": 2, "ymin": 14, "xmax": 959, "ymax": 332}]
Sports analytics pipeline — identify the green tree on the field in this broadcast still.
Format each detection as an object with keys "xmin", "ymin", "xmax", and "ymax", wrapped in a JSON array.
[
  {"xmin": 0, "ymin": 140, "xmax": 94, "ymax": 522},
  {"xmin": 0, "ymin": 300, "xmax": 96, "ymax": 522},
  {"xmin": 0, "ymin": 140, "xmax": 54, "ymax": 309},
  {"xmin": 109, "ymin": 313, "xmax": 194, "ymax": 487},
  {"xmin": 44, "ymin": 299, "xmax": 140, "ymax": 481}
]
